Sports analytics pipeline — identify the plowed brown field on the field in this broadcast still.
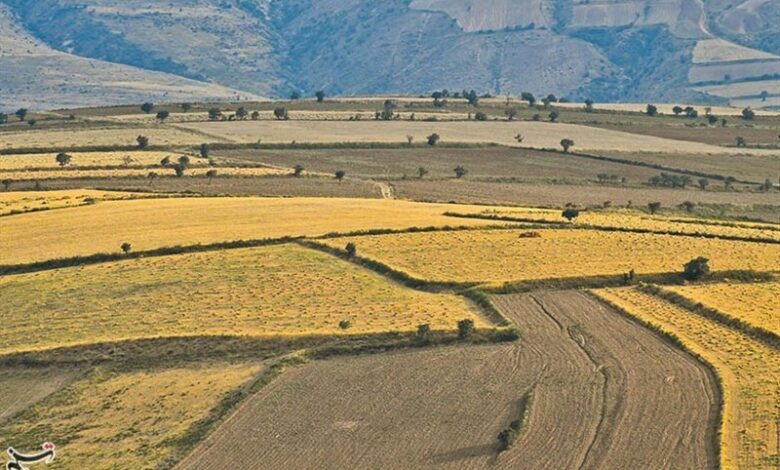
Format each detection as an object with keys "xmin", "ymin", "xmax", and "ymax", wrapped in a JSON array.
[{"xmin": 177, "ymin": 292, "xmax": 717, "ymax": 469}]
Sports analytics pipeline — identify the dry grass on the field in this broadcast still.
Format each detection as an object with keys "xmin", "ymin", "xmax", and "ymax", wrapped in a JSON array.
[
  {"xmin": 667, "ymin": 282, "xmax": 780, "ymax": 336},
  {"xmin": 0, "ymin": 244, "xmax": 481, "ymax": 355},
  {"xmin": 692, "ymin": 39, "xmax": 780, "ymax": 64},
  {"xmin": 322, "ymin": 229, "xmax": 780, "ymax": 285},
  {"xmin": 593, "ymin": 287, "xmax": 779, "ymax": 469},
  {"xmin": 0, "ymin": 363, "xmax": 262, "ymax": 470},
  {"xmin": 0, "ymin": 197, "xmax": 500, "ymax": 265},
  {"xmin": 0, "ymin": 126, "xmax": 208, "ymax": 150},
  {"xmin": 0, "ymin": 189, "xmax": 159, "ymax": 216},
  {"xmin": 0, "ymin": 151, "xmax": 183, "ymax": 169},
  {"xmin": 0, "ymin": 166, "xmax": 286, "ymax": 181},
  {"xmin": 0, "ymin": 366, "xmax": 83, "ymax": 422}
]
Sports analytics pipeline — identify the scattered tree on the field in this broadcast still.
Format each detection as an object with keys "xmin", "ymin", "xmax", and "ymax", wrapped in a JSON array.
[
  {"xmin": 679, "ymin": 201, "xmax": 696, "ymax": 213},
  {"xmin": 672, "ymin": 105, "xmax": 683, "ymax": 116},
  {"xmin": 505, "ymin": 108, "xmax": 517, "ymax": 121},
  {"xmin": 200, "ymin": 143, "xmax": 210, "ymax": 158},
  {"xmin": 338, "ymin": 320, "xmax": 352, "ymax": 330},
  {"xmin": 206, "ymin": 169, "xmax": 217, "ymax": 183},
  {"xmin": 293, "ymin": 164, "xmax": 305, "ymax": 177},
  {"xmin": 273, "ymin": 106, "xmax": 289, "ymax": 120},
  {"xmin": 147, "ymin": 171, "xmax": 158, "ymax": 186},
  {"xmin": 645, "ymin": 104, "xmax": 658, "ymax": 117},
  {"xmin": 377, "ymin": 100, "xmax": 397, "ymax": 120},
  {"xmin": 724, "ymin": 176, "xmax": 737, "ymax": 190},
  {"xmin": 497, "ymin": 419, "xmax": 523, "ymax": 452},
  {"xmin": 15, "ymin": 108, "xmax": 27, "ymax": 121},
  {"xmin": 426, "ymin": 133, "xmax": 440, "ymax": 146},
  {"xmin": 335, "ymin": 170, "xmax": 346, "ymax": 181},
  {"xmin": 707, "ymin": 114, "xmax": 718, "ymax": 125},
  {"xmin": 474, "ymin": 111, "xmax": 488, "ymax": 121},
  {"xmin": 1, "ymin": 179, "xmax": 12, "ymax": 191},
  {"xmin": 156, "ymin": 110, "xmax": 170, "ymax": 122},
  {"xmin": 160, "ymin": 156, "xmax": 171, "ymax": 167},
  {"xmin": 735, "ymin": 136, "xmax": 747, "ymax": 147},
  {"xmin": 55, "ymin": 152, "xmax": 72, "ymax": 167},
  {"xmin": 136, "ymin": 135, "xmax": 149, "ymax": 149},
  {"xmin": 315, "ymin": 90, "xmax": 326, "ymax": 103},
  {"xmin": 698, "ymin": 178, "xmax": 709, "ymax": 191},
  {"xmin": 454, "ymin": 165, "xmax": 467, "ymax": 179},
  {"xmin": 406, "ymin": 135, "xmax": 414, "ymax": 146},
  {"xmin": 647, "ymin": 202, "xmax": 662, "ymax": 214},
  {"xmin": 683, "ymin": 257, "xmax": 710, "ymax": 280},
  {"xmin": 120, "ymin": 242, "xmax": 132, "ymax": 254},
  {"xmin": 141, "ymin": 102, "xmax": 154, "ymax": 114},
  {"xmin": 457, "ymin": 319, "xmax": 474, "ymax": 339},
  {"xmin": 741, "ymin": 107, "xmax": 755, "ymax": 120},
  {"xmin": 584, "ymin": 99, "xmax": 594, "ymax": 113},
  {"xmin": 548, "ymin": 111, "xmax": 559, "ymax": 122},
  {"xmin": 208, "ymin": 108, "xmax": 222, "ymax": 120},
  {"xmin": 178, "ymin": 155, "xmax": 190, "ymax": 168},
  {"xmin": 345, "ymin": 242, "xmax": 356, "ymax": 257},
  {"xmin": 465, "ymin": 90, "xmax": 479, "ymax": 106},
  {"xmin": 514, "ymin": 133, "xmax": 524, "ymax": 143},
  {"xmin": 760, "ymin": 178, "xmax": 774, "ymax": 192},
  {"xmin": 235, "ymin": 107, "xmax": 248, "ymax": 120},
  {"xmin": 181, "ymin": 103, "xmax": 192, "ymax": 112},
  {"xmin": 0, "ymin": 112, "xmax": 7, "ymax": 124},
  {"xmin": 561, "ymin": 208, "xmax": 579, "ymax": 222},
  {"xmin": 531, "ymin": 113, "xmax": 541, "ymax": 121},
  {"xmin": 27, "ymin": 120, "xmax": 36, "ymax": 127},
  {"xmin": 560, "ymin": 138, "xmax": 574, "ymax": 152},
  {"xmin": 521, "ymin": 92, "xmax": 536, "ymax": 106},
  {"xmin": 251, "ymin": 111, "xmax": 260, "ymax": 120},
  {"xmin": 416, "ymin": 324, "xmax": 431, "ymax": 343}
]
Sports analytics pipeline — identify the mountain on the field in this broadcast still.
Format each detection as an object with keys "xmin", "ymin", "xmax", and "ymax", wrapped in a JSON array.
[{"xmin": 1, "ymin": 0, "xmax": 778, "ymax": 110}]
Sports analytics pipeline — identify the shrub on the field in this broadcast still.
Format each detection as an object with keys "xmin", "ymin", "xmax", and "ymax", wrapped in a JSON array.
[
  {"xmin": 416, "ymin": 324, "xmax": 431, "ymax": 342},
  {"xmin": 120, "ymin": 242, "xmax": 132, "ymax": 254},
  {"xmin": 293, "ymin": 164, "xmax": 304, "ymax": 177},
  {"xmin": 457, "ymin": 319, "xmax": 474, "ymax": 339},
  {"xmin": 345, "ymin": 242, "xmax": 357, "ymax": 257},
  {"xmin": 156, "ymin": 110, "xmax": 170, "ymax": 122},
  {"xmin": 55, "ymin": 152, "xmax": 72, "ymax": 167},
  {"xmin": 335, "ymin": 170, "xmax": 346, "ymax": 181},
  {"xmin": 338, "ymin": 320, "xmax": 352, "ymax": 330},
  {"xmin": 647, "ymin": 202, "xmax": 662, "ymax": 214},
  {"xmin": 474, "ymin": 111, "xmax": 488, "ymax": 121},
  {"xmin": 208, "ymin": 108, "xmax": 222, "ymax": 120},
  {"xmin": 561, "ymin": 208, "xmax": 579, "ymax": 222},
  {"xmin": 560, "ymin": 138, "xmax": 574, "ymax": 152},
  {"xmin": 426, "ymin": 133, "xmax": 440, "ymax": 146},
  {"xmin": 741, "ymin": 107, "xmax": 755, "ymax": 120},
  {"xmin": 136, "ymin": 135, "xmax": 149, "ymax": 149},
  {"xmin": 683, "ymin": 257, "xmax": 710, "ymax": 280},
  {"xmin": 141, "ymin": 102, "xmax": 154, "ymax": 114},
  {"xmin": 453, "ymin": 165, "xmax": 467, "ymax": 179},
  {"xmin": 274, "ymin": 107, "xmax": 289, "ymax": 120},
  {"xmin": 498, "ymin": 419, "xmax": 522, "ymax": 452}
]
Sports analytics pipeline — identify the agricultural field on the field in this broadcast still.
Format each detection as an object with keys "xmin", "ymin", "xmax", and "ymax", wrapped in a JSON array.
[
  {"xmin": 0, "ymin": 166, "xmax": 287, "ymax": 181},
  {"xmin": 178, "ymin": 292, "xmax": 716, "ymax": 470},
  {"xmin": 594, "ymin": 288, "xmax": 780, "ymax": 469},
  {"xmin": 322, "ymin": 229, "xmax": 780, "ymax": 285},
  {"xmin": 0, "ymin": 244, "xmax": 481, "ymax": 355},
  {"xmin": 667, "ymin": 282, "xmax": 780, "ymax": 337},
  {"xmin": 0, "ymin": 367, "xmax": 83, "ymax": 422},
  {"xmin": 0, "ymin": 151, "xmax": 182, "ymax": 169},
  {"xmin": 0, "ymin": 126, "xmax": 209, "ymax": 150},
  {"xmin": 0, "ymin": 189, "xmax": 160, "ymax": 216}
]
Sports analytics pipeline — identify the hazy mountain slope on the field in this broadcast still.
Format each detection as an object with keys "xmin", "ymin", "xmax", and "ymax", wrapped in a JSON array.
[{"xmin": 0, "ymin": 4, "xmax": 263, "ymax": 110}]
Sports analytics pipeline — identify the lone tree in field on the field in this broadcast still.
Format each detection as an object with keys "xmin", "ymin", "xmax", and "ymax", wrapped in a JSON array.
[
  {"xmin": 378, "ymin": 99, "xmax": 397, "ymax": 120},
  {"xmin": 741, "ymin": 107, "xmax": 755, "ymax": 120},
  {"xmin": 646, "ymin": 104, "xmax": 658, "ymax": 117},
  {"xmin": 561, "ymin": 208, "xmax": 579, "ymax": 222},
  {"xmin": 15, "ymin": 108, "xmax": 27, "ymax": 121},
  {"xmin": 156, "ymin": 110, "xmax": 170, "ymax": 123},
  {"xmin": 147, "ymin": 171, "xmax": 158, "ymax": 186},
  {"xmin": 345, "ymin": 242, "xmax": 357, "ymax": 257},
  {"xmin": 1, "ymin": 179, "xmax": 12, "ymax": 191},
  {"xmin": 335, "ymin": 170, "xmax": 346, "ymax": 181},
  {"xmin": 208, "ymin": 108, "xmax": 222, "ymax": 120},
  {"xmin": 251, "ymin": 111, "xmax": 260, "ymax": 120},
  {"xmin": 560, "ymin": 138, "xmax": 574, "ymax": 152},
  {"xmin": 200, "ymin": 143, "xmax": 210, "ymax": 158},
  {"xmin": 647, "ymin": 201, "xmax": 662, "ymax": 214},
  {"xmin": 417, "ymin": 166, "xmax": 429, "ymax": 179},
  {"xmin": 584, "ymin": 99, "xmax": 594, "ymax": 113},
  {"xmin": 454, "ymin": 165, "xmax": 467, "ymax": 179},
  {"xmin": 141, "ymin": 102, "xmax": 154, "ymax": 114},
  {"xmin": 426, "ymin": 133, "xmax": 440, "ymax": 146},
  {"xmin": 683, "ymin": 257, "xmax": 710, "ymax": 280},
  {"xmin": 293, "ymin": 164, "xmax": 305, "ymax": 177},
  {"xmin": 548, "ymin": 110, "xmax": 559, "ymax": 122},
  {"xmin": 236, "ymin": 107, "xmax": 248, "ymax": 120},
  {"xmin": 160, "ymin": 156, "xmax": 171, "ymax": 167},
  {"xmin": 521, "ymin": 92, "xmax": 536, "ymax": 106},
  {"xmin": 735, "ymin": 136, "xmax": 747, "ymax": 147},
  {"xmin": 273, "ymin": 106, "xmax": 289, "ymax": 120},
  {"xmin": 206, "ymin": 169, "xmax": 218, "ymax": 184},
  {"xmin": 120, "ymin": 242, "xmax": 132, "ymax": 254},
  {"xmin": 457, "ymin": 319, "xmax": 474, "ymax": 339},
  {"xmin": 698, "ymin": 178, "xmax": 709, "ymax": 191},
  {"xmin": 672, "ymin": 105, "xmax": 683, "ymax": 116},
  {"xmin": 55, "ymin": 152, "xmax": 72, "ymax": 167},
  {"xmin": 136, "ymin": 135, "xmax": 149, "ymax": 149},
  {"xmin": 315, "ymin": 90, "xmax": 326, "ymax": 103}
]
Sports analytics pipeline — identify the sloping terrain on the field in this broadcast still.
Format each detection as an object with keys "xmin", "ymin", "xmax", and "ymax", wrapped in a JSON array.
[{"xmin": 177, "ymin": 292, "xmax": 716, "ymax": 469}]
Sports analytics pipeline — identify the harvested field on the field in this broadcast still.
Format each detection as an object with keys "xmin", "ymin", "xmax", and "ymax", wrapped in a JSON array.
[
  {"xmin": 0, "ymin": 366, "xmax": 83, "ymax": 422},
  {"xmin": 0, "ymin": 166, "xmax": 286, "ymax": 181},
  {"xmin": 0, "ymin": 244, "xmax": 480, "ymax": 354},
  {"xmin": 178, "ymin": 292, "xmax": 716, "ymax": 469},
  {"xmin": 594, "ymin": 124, "xmax": 780, "ymax": 149},
  {"xmin": 689, "ymin": 61, "xmax": 780, "ymax": 84},
  {"xmin": 322, "ymin": 229, "xmax": 780, "ymax": 285},
  {"xmin": 0, "ymin": 363, "xmax": 263, "ymax": 470},
  {"xmin": 694, "ymin": 80, "xmax": 780, "ymax": 99},
  {"xmin": 0, "ymin": 151, "xmax": 185, "ymax": 169},
  {"xmin": 667, "ymin": 282, "xmax": 780, "ymax": 336},
  {"xmin": 0, "ymin": 197, "xmax": 503, "ymax": 265},
  {"xmin": 0, "ymin": 126, "xmax": 208, "ymax": 150},
  {"xmin": 594, "ymin": 288, "xmax": 780, "ymax": 469},
  {"xmin": 0, "ymin": 189, "xmax": 159, "ymax": 216},
  {"xmin": 174, "ymin": 120, "xmax": 779, "ymax": 156},
  {"xmin": 692, "ymin": 39, "xmax": 780, "ymax": 64}
]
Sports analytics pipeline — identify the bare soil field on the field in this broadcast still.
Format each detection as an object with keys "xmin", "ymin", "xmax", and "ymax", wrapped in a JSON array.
[
  {"xmin": 0, "ymin": 366, "xmax": 83, "ymax": 422},
  {"xmin": 593, "ymin": 122, "xmax": 780, "ymax": 148},
  {"xmin": 178, "ymin": 292, "xmax": 716, "ymax": 470}
]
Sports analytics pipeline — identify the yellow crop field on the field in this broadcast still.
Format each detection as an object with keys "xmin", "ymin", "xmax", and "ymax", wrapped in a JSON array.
[
  {"xmin": 484, "ymin": 208, "xmax": 780, "ymax": 242},
  {"xmin": 0, "ymin": 363, "xmax": 262, "ymax": 469},
  {"xmin": 323, "ymin": 229, "xmax": 780, "ymax": 285},
  {"xmin": 0, "ymin": 197, "xmax": 500, "ymax": 265},
  {"xmin": 0, "ymin": 244, "xmax": 482, "ymax": 355},
  {"xmin": 0, "ymin": 166, "xmax": 286, "ymax": 180},
  {"xmin": 667, "ymin": 282, "xmax": 780, "ymax": 337},
  {"xmin": 0, "ymin": 151, "xmax": 181, "ymax": 169},
  {"xmin": 0, "ymin": 126, "xmax": 209, "ymax": 150},
  {"xmin": 593, "ymin": 288, "xmax": 779, "ymax": 469},
  {"xmin": 0, "ymin": 189, "xmax": 159, "ymax": 216}
]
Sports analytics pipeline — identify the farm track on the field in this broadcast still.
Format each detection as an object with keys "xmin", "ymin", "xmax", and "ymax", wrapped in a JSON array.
[{"xmin": 177, "ymin": 291, "xmax": 717, "ymax": 469}]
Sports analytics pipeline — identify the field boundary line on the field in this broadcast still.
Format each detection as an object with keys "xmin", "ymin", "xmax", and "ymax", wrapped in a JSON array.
[
  {"xmin": 587, "ymin": 290, "xmax": 724, "ymax": 470},
  {"xmin": 638, "ymin": 284, "xmax": 779, "ymax": 349}
]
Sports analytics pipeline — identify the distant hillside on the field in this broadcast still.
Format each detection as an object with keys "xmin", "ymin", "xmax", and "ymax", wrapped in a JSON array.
[{"xmin": 1, "ymin": 0, "xmax": 778, "ymax": 110}]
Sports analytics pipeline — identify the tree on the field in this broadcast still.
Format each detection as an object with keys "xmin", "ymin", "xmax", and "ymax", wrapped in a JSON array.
[
  {"xmin": 345, "ymin": 242, "xmax": 356, "ymax": 257},
  {"xmin": 27, "ymin": 120, "xmax": 36, "ymax": 127},
  {"xmin": 181, "ymin": 103, "xmax": 192, "ymax": 112},
  {"xmin": 683, "ymin": 257, "xmax": 710, "ymax": 280},
  {"xmin": 741, "ymin": 107, "xmax": 755, "ymax": 120},
  {"xmin": 560, "ymin": 138, "xmax": 574, "ymax": 152},
  {"xmin": 474, "ymin": 111, "xmax": 488, "ymax": 121},
  {"xmin": 293, "ymin": 164, "xmax": 305, "ymax": 177},
  {"xmin": 315, "ymin": 90, "xmax": 326, "ymax": 103},
  {"xmin": 120, "ymin": 242, "xmax": 132, "ymax": 254},
  {"xmin": 136, "ymin": 135, "xmax": 149, "ymax": 149},
  {"xmin": 290, "ymin": 91, "xmax": 301, "ymax": 100},
  {"xmin": 584, "ymin": 99, "xmax": 594, "ymax": 113},
  {"xmin": 505, "ymin": 108, "xmax": 517, "ymax": 121},
  {"xmin": 707, "ymin": 114, "xmax": 718, "ymax": 125},
  {"xmin": 2, "ymin": 179, "xmax": 12, "ymax": 191},
  {"xmin": 679, "ymin": 201, "xmax": 696, "ymax": 213},
  {"xmin": 406, "ymin": 135, "xmax": 414, "ymax": 145},
  {"xmin": 454, "ymin": 165, "xmax": 467, "ymax": 179},
  {"xmin": 156, "ymin": 110, "xmax": 170, "ymax": 122},
  {"xmin": 646, "ymin": 104, "xmax": 658, "ymax": 117},
  {"xmin": 147, "ymin": 171, "xmax": 158, "ymax": 186},
  {"xmin": 15, "ymin": 108, "xmax": 27, "ymax": 121},
  {"xmin": 724, "ymin": 176, "xmax": 737, "ymax": 189},
  {"xmin": 672, "ymin": 105, "xmax": 683, "ymax": 116},
  {"xmin": 178, "ymin": 155, "xmax": 190, "ymax": 168},
  {"xmin": 698, "ymin": 178, "xmax": 709, "ymax": 191},
  {"xmin": 55, "ymin": 152, "xmax": 72, "ymax": 167},
  {"xmin": 273, "ymin": 106, "xmax": 289, "ymax": 120},
  {"xmin": 417, "ymin": 167, "xmax": 429, "ymax": 179},
  {"xmin": 760, "ymin": 90, "xmax": 769, "ymax": 102},
  {"xmin": 206, "ymin": 169, "xmax": 218, "ymax": 183},
  {"xmin": 735, "ymin": 136, "xmax": 747, "ymax": 147},
  {"xmin": 466, "ymin": 90, "xmax": 479, "ymax": 106},
  {"xmin": 251, "ymin": 111, "xmax": 260, "ymax": 120},
  {"xmin": 335, "ymin": 170, "xmax": 346, "ymax": 181},
  {"xmin": 760, "ymin": 179, "xmax": 774, "ymax": 192},
  {"xmin": 532, "ymin": 113, "xmax": 541, "ymax": 121},
  {"xmin": 338, "ymin": 320, "xmax": 352, "ymax": 330},
  {"xmin": 173, "ymin": 164, "xmax": 186, "ymax": 177},
  {"xmin": 457, "ymin": 319, "xmax": 474, "ymax": 339},
  {"xmin": 521, "ymin": 92, "xmax": 536, "ymax": 106},
  {"xmin": 200, "ymin": 143, "xmax": 210, "ymax": 158},
  {"xmin": 208, "ymin": 108, "xmax": 222, "ymax": 120},
  {"xmin": 141, "ymin": 102, "xmax": 154, "ymax": 114},
  {"xmin": 416, "ymin": 324, "xmax": 431, "ymax": 343},
  {"xmin": 647, "ymin": 202, "xmax": 662, "ymax": 214},
  {"xmin": 548, "ymin": 111, "xmax": 559, "ymax": 122},
  {"xmin": 378, "ymin": 100, "xmax": 397, "ymax": 120},
  {"xmin": 561, "ymin": 208, "xmax": 579, "ymax": 222},
  {"xmin": 160, "ymin": 156, "xmax": 171, "ymax": 167},
  {"xmin": 498, "ymin": 419, "xmax": 523, "ymax": 452},
  {"xmin": 426, "ymin": 133, "xmax": 440, "ymax": 146},
  {"xmin": 0, "ymin": 112, "xmax": 7, "ymax": 124}
]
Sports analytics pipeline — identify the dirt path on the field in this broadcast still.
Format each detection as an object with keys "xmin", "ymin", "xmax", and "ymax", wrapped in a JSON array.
[{"xmin": 177, "ymin": 292, "xmax": 717, "ymax": 469}]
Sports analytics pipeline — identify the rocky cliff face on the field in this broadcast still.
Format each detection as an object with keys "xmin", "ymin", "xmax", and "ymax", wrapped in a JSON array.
[{"xmin": 1, "ymin": 0, "xmax": 778, "ymax": 109}]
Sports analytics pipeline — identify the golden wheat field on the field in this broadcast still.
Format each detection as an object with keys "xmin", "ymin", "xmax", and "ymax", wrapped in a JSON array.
[
  {"xmin": 0, "ymin": 151, "xmax": 184, "ymax": 169},
  {"xmin": 0, "ymin": 363, "xmax": 263, "ymax": 470},
  {"xmin": 0, "ymin": 126, "xmax": 210, "ymax": 149},
  {"xmin": 0, "ymin": 197, "xmax": 500, "ymax": 265},
  {"xmin": 323, "ymin": 229, "xmax": 780, "ymax": 285},
  {"xmin": 667, "ymin": 282, "xmax": 780, "ymax": 336},
  {"xmin": 0, "ymin": 189, "xmax": 159, "ymax": 216},
  {"xmin": 0, "ymin": 244, "xmax": 481, "ymax": 355},
  {"xmin": 593, "ymin": 288, "xmax": 779, "ymax": 470},
  {"xmin": 0, "ymin": 166, "xmax": 286, "ymax": 180},
  {"xmin": 483, "ymin": 208, "xmax": 780, "ymax": 242}
]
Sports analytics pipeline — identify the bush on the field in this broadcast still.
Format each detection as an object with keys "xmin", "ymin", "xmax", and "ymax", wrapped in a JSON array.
[
  {"xmin": 120, "ymin": 242, "xmax": 132, "ymax": 254},
  {"xmin": 453, "ymin": 165, "xmax": 467, "ymax": 179},
  {"xmin": 416, "ymin": 324, "xmax": 431, "ymax": 342},
  {"xmin": 426, "ymin": 133, "xmax": 440, "ymax": 146},
  {"xmin": 498, "ymin": 419, "xmax": 522, "ymax": 452},
  {"xmin": 457, "ymin": 319, "xmax": 474, "ymax": 339},
  {"xmin": 338, "ymin": 320, "xmax": 352, "ymax": 330},
  {"xmin": 335, "ymin": 170, "xmax": 346, "ymax": 181},
  {"xmin": 683, "ymin": 257, "xmax": 710, "ymax": 280},
  {"xmin": 345, "ymin": 242, "xmax": 357, "ymax": 257},
  {"xmin": 560, "ymin": 138, "xmax": 574, "ymax": 152},
  {"xmin": 293, "ymin": 164, "xmax": 304, "ymax": 177},
  {"xmin": 647, "ymin": 202, "xmax": 662, "ymax": 214},
  {"xmin": 561, "ymin": 208, "xmax": 579, "ymax": 222},
  {"xmin": 136, "ymin": 135, "xmax": 149, "ymax": 149},
  {"xmin": 474, "ymin": 112, "xmax": 488, "ymax": 121},
  {"xmin": 274, "ymin": 107, "xmax": 289, "ymax": 120}
]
